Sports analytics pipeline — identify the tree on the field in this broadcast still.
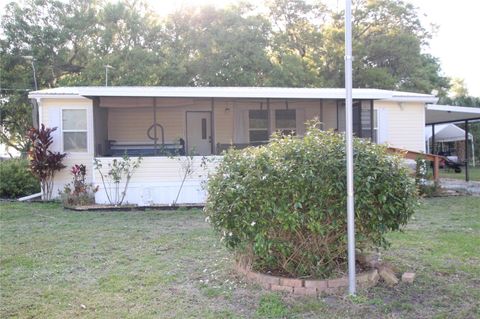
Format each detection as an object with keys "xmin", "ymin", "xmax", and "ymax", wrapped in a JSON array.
[
  {"xmin": 1, "ymin": 0, "xmax": 100, "ymax": 153},
  {"xmin": 0, "ymin": 0, "xmax": 455, "ymax": 153},
  {"xmin": 160, "ymin": 5, "xmax": 273, "ymax": 86},
  {"xmin": 0, "ymin": 94, "xmax": 32, "ymax": 156},
  {"xmin": 266, "ymin": 0, "xmax": 328, "ymax": 87},
  {"xmin": 323, "ymin": 0, "xmax": 450, "ymax": 94}
]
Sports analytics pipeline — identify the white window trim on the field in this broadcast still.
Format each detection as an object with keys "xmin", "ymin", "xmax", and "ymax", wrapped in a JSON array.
[{"xmin": 61, "ymin": 107, "xmax": 89, "ymax": 154}]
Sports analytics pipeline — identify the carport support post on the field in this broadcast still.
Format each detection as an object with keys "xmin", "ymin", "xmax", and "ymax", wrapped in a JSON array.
[
  {"xmin": 431, "ymin": 124, "xmax": 435, "ymax": 154},
  {"xmin": 465, "ymin": 120, "xmax": 469, "ymax": 182}
]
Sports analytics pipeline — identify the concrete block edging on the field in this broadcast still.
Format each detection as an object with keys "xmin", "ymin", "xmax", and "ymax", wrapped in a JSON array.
[{"xmin": 235, "ymin": 261, "xmax": 379, "ymax": 296}]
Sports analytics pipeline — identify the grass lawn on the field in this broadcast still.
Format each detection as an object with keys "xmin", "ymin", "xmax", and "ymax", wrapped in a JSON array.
[
  {"xmin": 1, "ymin": 198, "xmax": 479, "ymax": 318},
  {"xmin": 439, "ymin": 165, "xmax": 480, "ymax": 181}
]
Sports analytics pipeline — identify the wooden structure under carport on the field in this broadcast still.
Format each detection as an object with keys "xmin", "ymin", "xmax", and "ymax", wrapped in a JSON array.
[{"xmin": 387, "ymin": 147, "xmax": 443, "ymax": 182}]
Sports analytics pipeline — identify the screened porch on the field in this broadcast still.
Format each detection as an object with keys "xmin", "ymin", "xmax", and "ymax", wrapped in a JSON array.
[{"xmin": 90, "ymin": 96, "xmax": 376, "ymax": 157}]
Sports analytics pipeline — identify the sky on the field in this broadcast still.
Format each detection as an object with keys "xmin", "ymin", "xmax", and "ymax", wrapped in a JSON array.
[{"xmin": 1, "ymin": 0, "xmax": 479, "ymax": 96}]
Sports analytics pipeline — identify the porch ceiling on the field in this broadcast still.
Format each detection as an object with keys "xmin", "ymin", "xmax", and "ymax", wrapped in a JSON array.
[{"xmin": 425, "ymin": 104, "xmax": 480, "ymax": 125}]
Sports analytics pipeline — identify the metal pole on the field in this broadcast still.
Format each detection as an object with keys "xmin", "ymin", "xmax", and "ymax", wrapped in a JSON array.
[
  {"xmin": 465, "ymin": 120, "xmax": 469, "ymax": 182},
  {"xmin": 345, "ymin": 0, "xmax": 356, "ymax": 295},
  {"xmin": 31, "ymin": 61, "xmax": 38, "ymax": 91},
  {"xmin": 22, "ymin": 56, "xmax": 38, "ymax": 90},
  {"xmin": 104, "ymin": 65, "xmax": 114, "ymax": 87}
]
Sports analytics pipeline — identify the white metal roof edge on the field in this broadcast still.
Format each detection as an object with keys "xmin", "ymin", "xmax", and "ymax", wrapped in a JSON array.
[
  {"xmin": 76, "ymin": 87, "xmax": 393, "ymax": 100},
  {"xmin": 28, "ymin": 93, "xmax": 87, "ymax": 99},
  {"xmin": 27, "ymin": 86, "xmax": 437, "ymax": 102},
  {"xmin": 385, "ymin": 96, "xmax": 438, "ymax": 103}
]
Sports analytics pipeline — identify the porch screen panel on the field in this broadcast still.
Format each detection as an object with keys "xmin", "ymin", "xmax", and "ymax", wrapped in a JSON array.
[
  {"xmin": 352, "ymin": 101, "xmax": 361, "ymax": 137},
  {"xmin": 275, "ymin": 109, "xmax": 296, "ymax": 135},
  {"xmin": 62, "ymin": 109, "xmax": 87, "ymax": 152},
  {"xmin": 249, "ymin": 110, "xmax": 268, "ymax": 142},
  {"xmin": 337, "ymin": 100, "xmax": 368, "ymax": 138},
  {"xmin": 360, "ymin": 100, "xmax": 373, "ymax": 140}
]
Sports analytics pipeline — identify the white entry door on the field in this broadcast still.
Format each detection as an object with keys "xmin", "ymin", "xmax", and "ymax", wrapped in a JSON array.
[{"xmin": 186, "ymin": 111, "xmax": 212, "ymax": 155}]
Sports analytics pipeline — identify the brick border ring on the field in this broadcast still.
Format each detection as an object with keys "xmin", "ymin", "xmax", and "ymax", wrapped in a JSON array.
[{"xmin": 235, "ymin": 261, "xmax": 379, "ymax": 296}]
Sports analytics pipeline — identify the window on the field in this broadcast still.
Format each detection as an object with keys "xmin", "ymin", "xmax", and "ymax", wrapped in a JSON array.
[
  {"xmin": 275, "ymin": 109, "xmax": 296, "ymax": 135},
  {"xmin": 248, "ymin": 110, "xmax": 268, "ymax": 143},
  {"xmin": 62, "ymin": 109, "xmax": 87, "ymax": 152}
]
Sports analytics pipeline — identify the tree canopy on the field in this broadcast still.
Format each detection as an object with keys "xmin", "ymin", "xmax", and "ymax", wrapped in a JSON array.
[{"xmin": 0, "ymin": 0, "xmax": 455, "ymax": 153}]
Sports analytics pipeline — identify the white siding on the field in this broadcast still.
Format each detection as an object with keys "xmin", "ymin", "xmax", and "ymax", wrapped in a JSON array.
[
  {"xmin": 374, "ymin": 101, "xmax": 425, "ymax": 152},
  {"xmin": 40, "ymin": 97, "xmax": 95, "ymax": 194},
  {"xmin": 93, "ymin": 156, "xmax": 219, "ymax": 205}
]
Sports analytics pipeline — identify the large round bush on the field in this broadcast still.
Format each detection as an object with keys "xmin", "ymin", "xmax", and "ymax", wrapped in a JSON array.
[
  {"xmin": 0, "ymin": 158, "xmax": 40, "ymax": 198},
  {"xmin": 205, "ymin": 124, "xmax": 417, "ymax": 278}
]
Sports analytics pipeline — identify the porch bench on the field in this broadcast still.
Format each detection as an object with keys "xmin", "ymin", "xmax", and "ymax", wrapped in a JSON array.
[{"xmin": 107, "ymin": 139, "xmax": 185, "ymax": 156}]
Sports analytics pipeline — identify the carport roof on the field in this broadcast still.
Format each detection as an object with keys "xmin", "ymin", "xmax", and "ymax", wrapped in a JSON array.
[{"xmin": 426, "ymin": 104, "xmax": 480, "ymax": 125}]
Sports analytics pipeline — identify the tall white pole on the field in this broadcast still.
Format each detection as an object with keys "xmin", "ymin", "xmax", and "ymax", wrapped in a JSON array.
[
  {"xmin": 345, "ymin": 0, "xmax": 356, "ymax": 295},
  {"xmin": 31, "ymin": 60, "xmax": 38, "ymax": 91},
  {"xmin": 104, "ymin": 65, "xmax": 114, "ymax": 87}
]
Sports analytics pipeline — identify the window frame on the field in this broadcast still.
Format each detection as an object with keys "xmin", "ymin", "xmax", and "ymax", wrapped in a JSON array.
[{"xmin": 61, "ymin": 107, "xmax": 89, "ymax": 153}]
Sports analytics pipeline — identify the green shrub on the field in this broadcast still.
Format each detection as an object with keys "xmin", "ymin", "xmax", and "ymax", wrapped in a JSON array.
[
  {"xmin": 0, "ymin": 159, "xmax": 40, "ymax": 198},
  {"xmin": 205, "ymin": 123, "xmax": 418, "ymax": 278}
]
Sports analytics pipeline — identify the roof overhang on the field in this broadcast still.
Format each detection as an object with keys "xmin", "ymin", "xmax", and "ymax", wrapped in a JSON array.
[
  {"xmin": 28, "ymin": 86, "xmax": 437, "ymax": 102},
  {"xmin": 425, "ymin": 104, "xmax": 480, "ymax": 125}
]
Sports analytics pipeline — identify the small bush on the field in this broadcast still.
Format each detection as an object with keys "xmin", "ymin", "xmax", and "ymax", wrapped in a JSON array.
[
  {"xmin": 59, "ymin": 164, "xmax": 98, "ymax": 207},
  {"xmin": 0, "ymin": 159, "xmax": 40, "ymax": 198},
  {"xmin": 205, "ymin": 123, "xmax": 418, "ymax": 278}
]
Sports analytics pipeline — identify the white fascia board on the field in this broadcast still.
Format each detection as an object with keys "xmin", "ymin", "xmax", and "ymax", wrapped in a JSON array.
[
  {"xmin": 27, "ymin": 94, "xmax": 89, "ymax": 100},
  {"xmin": 385, "ymin": 96, "xmax": 438, "ymax": 103}
]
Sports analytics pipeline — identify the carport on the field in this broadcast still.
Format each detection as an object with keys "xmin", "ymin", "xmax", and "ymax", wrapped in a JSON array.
[
  {"xmin": 425, "ymin": 123, "xmax": 475, "ymax": 166},
  {"xmin": 426, "ymin": 104, "xmax": 480, "ymax": 181}
]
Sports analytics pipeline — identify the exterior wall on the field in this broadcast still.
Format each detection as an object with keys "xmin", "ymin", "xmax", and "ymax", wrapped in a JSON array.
[
  {"xmin": 93, "ymin": 156, "xmax": 219, "ymax": 205},
  {"xmin": 93, "ymin": 102, "xmax": 108, "ymax": 156},
  {"xmin": 214, "ymin": 99, "xmax": 234, "ymax": 145},
  {"xmin": 321, "ymin": 100, "xmax": 337, "ymax": 130},
  {"xmin": 374, "ymin": 101, "xmax": 425, "ymax": 152},
  {"xmin": 40, "ymin": 97, "xmax": 95, "ymax": 193}
]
